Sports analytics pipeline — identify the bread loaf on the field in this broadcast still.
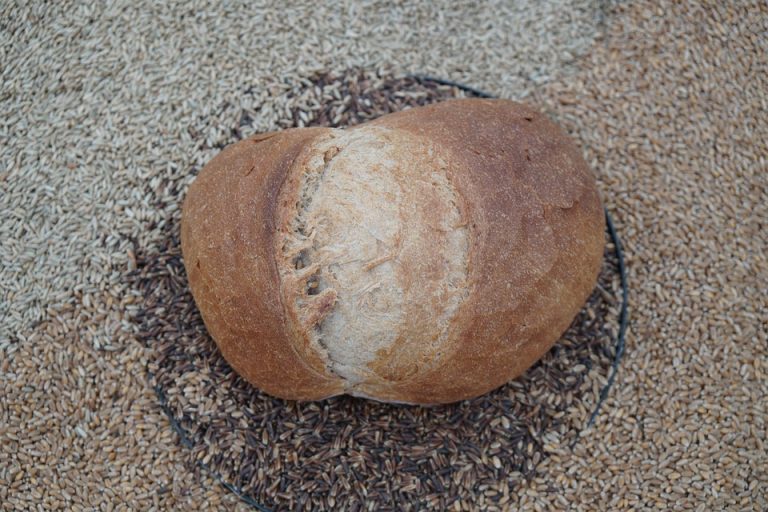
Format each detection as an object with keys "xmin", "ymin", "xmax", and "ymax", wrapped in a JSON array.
[{"xmin": 180, "ymin": 99, "xmax": 604, "ymax": 404}]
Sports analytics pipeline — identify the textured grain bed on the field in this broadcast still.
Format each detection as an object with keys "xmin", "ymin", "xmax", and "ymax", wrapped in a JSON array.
[{"xmin": 1, "ymin": 1, "xmax": 766, "ymax": 511}]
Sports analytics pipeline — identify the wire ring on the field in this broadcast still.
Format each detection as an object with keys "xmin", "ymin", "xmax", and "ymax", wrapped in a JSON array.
[{"xmin": 153, "ymin": 75, "xmax": 630, "ymax": 511}]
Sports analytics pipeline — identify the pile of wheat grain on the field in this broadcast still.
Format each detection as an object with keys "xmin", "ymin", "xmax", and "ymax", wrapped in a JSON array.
[{"xmin": 2, "ymin": 0, "xmax": 765, "ymax": 510}]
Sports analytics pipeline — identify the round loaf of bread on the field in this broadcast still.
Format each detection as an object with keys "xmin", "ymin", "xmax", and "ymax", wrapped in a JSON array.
[{"xmin": 180, "ymin": 99, "xmax": 604, "ymax": 404}]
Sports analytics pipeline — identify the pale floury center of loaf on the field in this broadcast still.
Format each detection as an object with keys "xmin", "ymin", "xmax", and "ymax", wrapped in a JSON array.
[{"xmin": 277, "ymin": 126, "xmax": 470, "ymax": 394}]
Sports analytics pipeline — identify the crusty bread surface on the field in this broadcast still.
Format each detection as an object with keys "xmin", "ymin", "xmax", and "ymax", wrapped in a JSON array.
[{"xmin": 181, "ymin": 99, "xmax": 604, "ymax": 404}]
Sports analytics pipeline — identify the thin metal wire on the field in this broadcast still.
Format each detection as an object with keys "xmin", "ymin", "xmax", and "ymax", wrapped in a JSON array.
[
  {"xmin": 406, "ymin": 74, "xmax": 496, "ymax": 98},
  {"xmin": 587, "ymin": 209, "xmax": 629, "ymax": 428},
  {"xmin": 148, "ymin": 370, "xmax": 274, "ymax": 512},
  {"xmin": 153, "ymin": 75, "xmax": 630, "ymax": 510}
]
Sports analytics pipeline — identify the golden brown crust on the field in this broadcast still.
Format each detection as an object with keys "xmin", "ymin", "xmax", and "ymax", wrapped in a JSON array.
[
  {"xmin": 181, "ymin": 99, "xmax": 604, "ymax": 404},
  {"xmin": 358, "ymin": 99, "xmax": 604, "ymax": 403},
  {"xmin": 181, "ymin": 128, "xmax": 344, "ymax": 400}
]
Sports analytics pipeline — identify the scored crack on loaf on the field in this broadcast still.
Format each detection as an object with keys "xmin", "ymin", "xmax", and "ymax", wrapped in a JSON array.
[
  {"xmin": 181, "ymin": 98, "xmax": 605, "ymax": 405},
  {"xmin": 275, "ymin": 126, "xmax": 470, "ymax": 394}
]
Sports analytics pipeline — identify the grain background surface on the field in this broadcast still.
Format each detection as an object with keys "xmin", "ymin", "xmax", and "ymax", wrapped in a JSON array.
[{"xmin": 1, "ymin": 1, "xmax": 766, "ymax": 511}]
